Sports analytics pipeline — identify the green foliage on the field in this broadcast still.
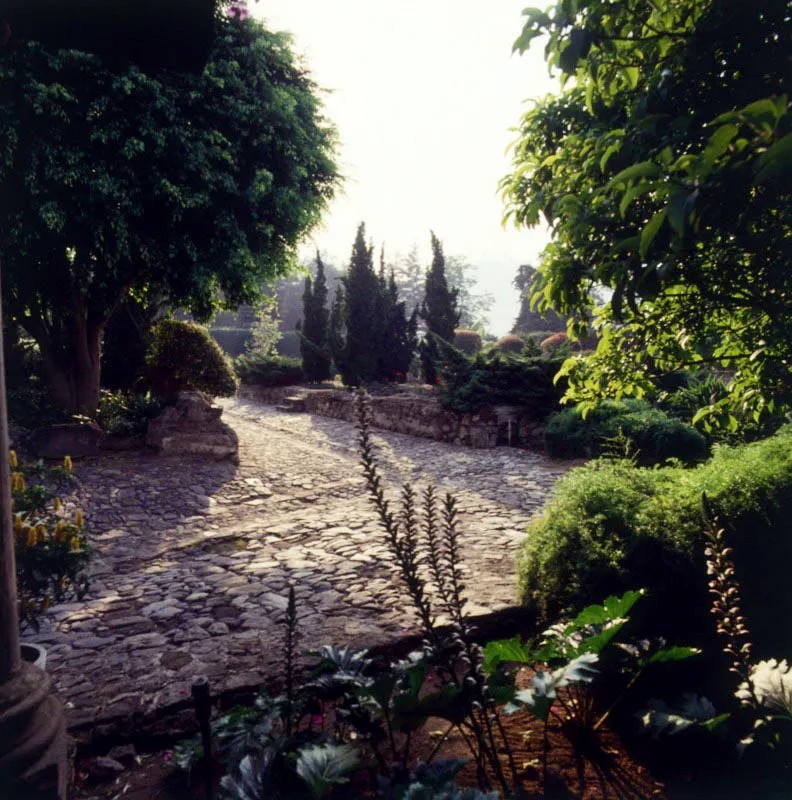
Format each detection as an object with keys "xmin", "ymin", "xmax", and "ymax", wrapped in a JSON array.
[
  {"xmin": 517, "ymin": 425, "xmax": 792, "ymax": 655},
  {"xmin": 656, "ymin": 373, "xmax": 788, "ymax": 445},
  {"xmin": 299, "ymin": 254, "xmax": 332, "ymax": 383},
  {"xmin": 512, "ymin": 265, "xmax": 568, "ymax": 337},
  {"xmin": 501, "ymin": 0, "xmax": 792, "ymax": 428},
  {"xmin": 438, "ymin": 344, "xmax": 563, "ymax": 416},
  {"xmin": 544, "ymin": 399, "xmax": 709, "ymax": 465},
  {"xmin": 5, "ymin": 336, "xmax": 69, "ymax": 428},
  {"xmin": 11, "ymin": 455, "xmax": 92, "ymax": 632},
  {"xmin": 0, "ymin": 13, "xmax": 339, "ymax": 415},
  {"xmin": 95, "ymin": 390, "xmax": 163, "ymax": 436},
  {"xmin": 236, "ymin": 354, "xmax": 303, "ymax": 388},
  {"xmin": 420, "ymin": 233, "xmax": 460, "ymax": 384},
  {"xmin": 210, "ymin": 328, "xmax": 254, "ymax": 358},
  {"xmin": 493, "ymin": 335, "xmax": 525, "ymax": 355},
  {"xmin": 101, "ymin": 293, "xmax": 163, "ymax": 391},
  {"xmin": 146, "ymin": 320, "xmax": 238, "ymax": 400},
  {"xmin": 453, "ymin": 329, "xmax": 483, "ymax": 355},
  {"xmin": 245, "ymin": 296, "xmax": 282, "ymax": 362},
  {"xmin": 332, "ymin": 228, "xmax": 417, "ymax": 386},
  {"xmin": 336, "ymin": 224, "xmax": 383, "ymax": 385}
]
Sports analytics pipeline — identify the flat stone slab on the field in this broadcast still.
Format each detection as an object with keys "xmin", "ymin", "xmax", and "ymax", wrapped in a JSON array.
[{"xmin": 22, "ymin": 398, "xmax": 570, "ymax": 730}]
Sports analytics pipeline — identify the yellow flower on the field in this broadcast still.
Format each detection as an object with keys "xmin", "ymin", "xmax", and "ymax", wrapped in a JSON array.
[
  {"xmin": 13, "ymin": 514, "xmax": 23, "ymax": 532},
  {"xmin": 70, "ymin": 536, "xmax": 80, "ymax": 552},
  {"xmin": 53, "ymin": 497, "xmax": 62, "ymax": 513},
  {"xmin": 75, "ymin": 509, "xmax": 84, "ymax": 528},
  {"xmin": 63, "ymin": 455, "xmax": 73, "ymax": 473},
  {"xmin": 54, "ymin": 520, "xmax": 64, "ymax": 542},
  {"xmin": 9, "ymin": 450, "xmax": 17, "ymax": 468},
  {"xmin": 36, "ymin": 523, "xmax": 47, "ymax": 540},
  {"xmin": 11, "ymin": 472, "xmax": 25, "ymax": 492},
  {"xmin": 27, "ymin": 527, "xmax": 38, "ymax": 547}
]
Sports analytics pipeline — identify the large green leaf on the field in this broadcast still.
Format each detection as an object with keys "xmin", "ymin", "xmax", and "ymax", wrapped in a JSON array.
[
  {"xmin": 482, "ymin": 636, "xmax": 533, "ymax": 673},
  {"xmin": 609, "ymin": 161, "xmax": 661, "ymax": 187},
  {"xmin": 639, "ymin": 209, "xmax": 668, "ymax": 259},
  {"xmin": 296, "ymin": 744, "xmax": 360, "ymax": 800},
  {"xmin": 646, "ymin": 646, "xmax": 701, "ymax": 664},
  {"xmin": 755, "ymin": 133, "xmax": 792, "ymax": 185}
]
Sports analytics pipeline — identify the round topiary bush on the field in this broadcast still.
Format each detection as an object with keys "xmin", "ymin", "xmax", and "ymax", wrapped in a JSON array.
[
  {"xmin": 146, "ymin": 319, "xmax": 239, "ymax": 401},
  {"xmin": 540, "ymin": 332, "xmax": 568, "ymax": 352},
  {"xmin": 494, "ymin": 334, "xmax": 525, "ymax": 354},
  {"xmin": 453, "ymin": 329, "xmax": 483, "ymax": 355}
]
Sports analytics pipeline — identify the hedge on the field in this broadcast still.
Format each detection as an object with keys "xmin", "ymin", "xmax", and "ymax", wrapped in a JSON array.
[
  {"xmin": 544, "ymin": 398, "xmax": 709, "ymax": 465},
  {"xmin": 518, "ymin": 424, "xmax": 792, "ymax": 656}
]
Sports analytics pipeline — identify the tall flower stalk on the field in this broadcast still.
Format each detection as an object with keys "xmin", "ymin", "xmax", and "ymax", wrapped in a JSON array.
[{"xmin": 354, "ymin": 389, "xmax": 515, "ymax": 792}]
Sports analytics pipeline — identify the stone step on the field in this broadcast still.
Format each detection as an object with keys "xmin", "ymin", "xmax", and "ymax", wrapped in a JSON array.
[{"xmin": 283, "ymin": 396, "xmax": 307, "ymax": 411}]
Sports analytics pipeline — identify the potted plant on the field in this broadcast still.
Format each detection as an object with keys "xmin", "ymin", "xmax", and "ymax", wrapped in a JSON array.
[{"xmin": 10, "ymin": 451, "xmax": 92, "ymax": 668}]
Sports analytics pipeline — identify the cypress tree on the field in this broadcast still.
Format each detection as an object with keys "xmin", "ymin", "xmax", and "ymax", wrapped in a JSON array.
[
  {"xmin": 378, "ymin": 263, "xmax": 417, "ymax": 383},
  {"xmin": 328, "ymin": 283, "xmax": 345, "ymax": 377},
  {"xmin": 419, "ymin": 231, "xmax": 460, "ymax": 383},
  {"xmin": 340, "ymin": 222, "xmax": 381, "ymax": 385},
  {"xmin": 299, "ymin": 252, "xmax": 332, "ymax": 382}
]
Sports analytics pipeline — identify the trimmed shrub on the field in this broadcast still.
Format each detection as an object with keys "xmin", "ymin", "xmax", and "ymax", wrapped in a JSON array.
[
  {"xmin": 146, "ymin": 320, "xmax": 238, "ymax": 401},
  {"xmin": 236, "ymin": 354, "xmax": 303, "ymax": 388},
  {"xmin": 493, "ymin": 334, "xmax": 525, "ymax": 354},
  {"xmin": 453, "ymin": 328, "xmax": 483, "ymax": 355},
  {"xmin": 209, "ymin": 327, "xmax": 253, "ymax": 358},
  {"xmin": 439, "ymin": 344, "xmax": 564, "ymax": 416},
  {"xmin": 544, "ymin": 399, "xmax": 709, "ymax": 465},
  {"xmin": 518, "ymin": 425, "xmax": 792, "ymax": 656},
  {"xmin": 540, "ymin": 331, "xmax": 568, "ymax": 350}
]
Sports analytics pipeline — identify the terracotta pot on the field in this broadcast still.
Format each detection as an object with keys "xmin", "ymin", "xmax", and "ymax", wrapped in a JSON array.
[{"xmin": 20, "ymin": 643, "xmax": 47, "ymax": 671}]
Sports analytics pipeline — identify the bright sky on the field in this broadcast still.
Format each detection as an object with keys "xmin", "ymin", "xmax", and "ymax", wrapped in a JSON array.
[{"xmin": 253, "ymin": 1, "xmax": 557, "ymax": 336}]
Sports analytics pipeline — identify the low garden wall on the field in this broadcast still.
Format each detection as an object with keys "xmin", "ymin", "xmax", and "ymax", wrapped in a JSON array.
[{"xmin": 239, "ymin": 385, "xmax": 545, "ymax": 449}]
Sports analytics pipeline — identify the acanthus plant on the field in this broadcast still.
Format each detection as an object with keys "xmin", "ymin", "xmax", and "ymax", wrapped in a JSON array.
[{"xmin": 639, "ymin": 493, "xmax": 792, "ymax": 754}]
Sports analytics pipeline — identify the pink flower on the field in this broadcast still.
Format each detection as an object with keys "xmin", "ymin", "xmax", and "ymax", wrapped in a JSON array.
[
  {"xmin": 312, "ymin": 715, "xmax": 324, "ymax": 726},
  {"xmin": 228, "ymin": 1, "xmax": 249, "ymax": 20},
  {"xmin": 163, "ymin": 751, "xmax": 173, "ymax": 763}
]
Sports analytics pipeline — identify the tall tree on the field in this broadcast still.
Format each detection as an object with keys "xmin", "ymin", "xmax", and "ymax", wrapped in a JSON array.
[
  {"xmin": 327, "ymin": 283, "xmax": 345, "ymax": 377},
  {"xmin": 419, "ymin": 232, "xmax": 460, "ymax": 383},
  {"xmin": 501, "ymin": 0, "xmax": 792, "ymax": 427},
  {"xmin": 377, "ymin": 248, "xmax": 417, "ymax": 382},
  {"xmin": 0, "ymin": 11, "xmax": 339, "ymax": 415},
  {"xmin": 512, "ymin": 265, "xmax": 567, "ymax": 336},
  {"xmin": 338, "ymin": 223, "xmax": 382, "ymax": 385},
  {"xmin": 298, "ymin": 253, "xmax": 332, "ymax": 382},
  {"xmin": 392, "ymin": 246, "xmax": 424, "ymax": 314}
]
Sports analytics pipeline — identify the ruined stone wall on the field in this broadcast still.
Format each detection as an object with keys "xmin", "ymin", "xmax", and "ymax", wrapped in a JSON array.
[{"xmin": 238, "ymin": 385, "xmax": 545, "ymax": 449}]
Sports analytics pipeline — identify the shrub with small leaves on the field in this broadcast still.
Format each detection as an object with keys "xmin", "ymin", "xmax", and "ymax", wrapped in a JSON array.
[
  {"xmin": 236, "ymin": 354, "xmax": 304, "ymax": 388},
  {"xmin": 493, "ymin": 334, "xmax": 525, "ymax": 354},
  {"xmin": 453, "ymin": 329, "xmax": 483, "ymax": 355},
  {"xmin": 146, "ymin": 319, "xmax": 239, "ymax": 401}
]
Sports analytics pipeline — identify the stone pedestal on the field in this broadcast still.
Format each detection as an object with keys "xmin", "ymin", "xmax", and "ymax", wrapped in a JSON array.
[
  {"xmin": 147, "ymin": 391, "xmax": 239, "ymax": 462},
  {"xmin": 0, "ymin": 663, "xmax": 68, "ymax": 799}
]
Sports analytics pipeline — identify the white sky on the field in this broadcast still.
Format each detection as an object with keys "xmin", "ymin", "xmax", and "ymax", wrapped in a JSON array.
[{"xmin": 253, "ymin": 1, "xmax": 557, "ymax": 336}]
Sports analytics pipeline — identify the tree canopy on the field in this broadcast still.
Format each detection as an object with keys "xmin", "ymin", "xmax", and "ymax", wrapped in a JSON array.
[
  {"xmin": 501, "ymin": 0, "xmax": 792, "ymax": 428},
  {"xmin": 0, "ymin": 11, "xmax": 340, "ymax": 414}
]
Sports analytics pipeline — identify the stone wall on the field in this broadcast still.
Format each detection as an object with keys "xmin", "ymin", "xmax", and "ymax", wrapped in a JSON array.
[{"xmin": 239, "ymin": 385, "xmax": 546, "ymax": 449}]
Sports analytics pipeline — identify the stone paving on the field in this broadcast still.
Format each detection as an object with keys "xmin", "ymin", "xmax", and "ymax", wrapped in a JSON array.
[{"xmin": 22, "ymin": 398, "xmax": 570, "ymax": 730}]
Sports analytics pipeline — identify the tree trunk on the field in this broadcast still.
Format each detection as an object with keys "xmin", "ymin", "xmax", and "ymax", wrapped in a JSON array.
[{"xmin": 37, "ymin": 320, "xmax": 104, "ymax": 419}]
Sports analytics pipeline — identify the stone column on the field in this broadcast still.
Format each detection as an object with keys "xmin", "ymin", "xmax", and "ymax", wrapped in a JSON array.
[{"xmin": 0, "ymin": 264, "xmax": 68, "ymax": 798}]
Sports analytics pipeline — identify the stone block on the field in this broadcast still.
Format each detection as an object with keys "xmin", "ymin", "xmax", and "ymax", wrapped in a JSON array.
[{"xmin": 30, "ymin": 422, "xmax": 104, "ymax": 459}]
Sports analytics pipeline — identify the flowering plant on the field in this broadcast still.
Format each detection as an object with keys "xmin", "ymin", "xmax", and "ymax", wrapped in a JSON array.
[{"xmin": 10, "ymin": 451, "xmax": 92, "ymax": 632}]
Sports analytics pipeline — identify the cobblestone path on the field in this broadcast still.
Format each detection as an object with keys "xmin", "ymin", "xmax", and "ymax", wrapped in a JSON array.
[{"xmin": 23, "ymin": 398, "xmax": 570, "ymax": 729}]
